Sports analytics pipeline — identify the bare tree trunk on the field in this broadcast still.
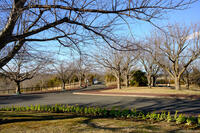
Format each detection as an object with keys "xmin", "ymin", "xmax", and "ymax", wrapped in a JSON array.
[
  {"xmin": 117, "ymin": 72, "xmax": 122, "ymax": 89},
  {"xmin": 186, "ymin": 73, "xmax": 190, "ymax": 89},
  {"xmin": 117, "ymin": 77, "xmax": 122, "ymax": 89},
  {"xmin": 175, "ymin": 76, "xmax": 181, "ymax": 90},
  {"xmin": 16, "ymin": 81, "xmax": 21, "ymax": 95},
  {"xmin": 79, "ymin": 76, "xmax": 82, "ymax": 88},
  {"xmin": 125, "ymin": 74, "xmax": 129, "ymax": 88},
  {"xmin": 147, "ymin": 75, "xmax": 152, "ymax": 88},
  {"xmin": 152, "ymin": 76, "xmax": 156, "ymax": 87},
  {"xmin": 62, "ymin": 81, "xmax": 66, "ymax": 90}
]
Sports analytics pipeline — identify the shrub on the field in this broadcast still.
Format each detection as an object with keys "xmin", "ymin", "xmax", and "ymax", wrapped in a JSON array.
[
  {"xmin": 167, "ymin": 112, "xmax": 172, "ymax": 122},
  {"xmin": 176, "ymin": 114, "xmax": 186, "ymax": 124},
  {"xmin": 186, "ymin": 117, "xmax": 197, "ymax": 126},
  {"xmin": 174, "ymin": 111, "xmax": 178, "ymax": 120},
  {"xmin": 129, "ymin": 70, "xmax": 147, "ymax": 86},
  {"xmin": 0, "ymin": 104, "xmax": 199, "ymax": 126}
]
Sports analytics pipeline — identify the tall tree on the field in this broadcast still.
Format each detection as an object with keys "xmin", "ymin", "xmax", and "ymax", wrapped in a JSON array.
[
  {"xmin": 75, "ymin": 56, "xmax": 92, "ymax": 88},
  {"xmin": 147, "ymin": 24, "xmax": 200, "ymax": 90},
  {"xmin": 0, "ymin": 0, "xmax": 197, "ymax": 68},
  {"xmin": 95, "ymin": 45, "xmax": 137, "ymax": 89},
  {"xmin": 122, "ymin": 51, "xmax": 139, "ymax": 88},
  {"xmin": 140, "ymin": 52, "xmax": 160, "ymax": 88},
  {"xmin": 54, "ymin": 61, "xmax": 76, "ymax": 90}
]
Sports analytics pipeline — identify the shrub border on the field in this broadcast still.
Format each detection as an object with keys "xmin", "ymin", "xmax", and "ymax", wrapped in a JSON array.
[{"xmin": 0, "ymin": 104, "xmax": 199, "ymax": 127}]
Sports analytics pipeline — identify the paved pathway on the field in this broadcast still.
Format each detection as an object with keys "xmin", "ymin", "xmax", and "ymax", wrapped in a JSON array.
[{"xmin": 0, "ymin": 85, "xmax": 200, "ymax": 115}]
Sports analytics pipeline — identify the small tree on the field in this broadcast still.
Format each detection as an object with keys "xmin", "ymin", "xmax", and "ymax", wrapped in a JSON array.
[
  {"xmin": 122, "ymin": 51, "xmax": 139, "ymax": 88},
  {"xmin": 54, "ymin": 61, "xmax": 76, "ymax": 90},
  {"xmin": 0, "ymin": 46, "xmax": 45, "ymax": 94},
  {"xmin": 75, "ymin": 56, "xmax": 92, "ymax": 88}
]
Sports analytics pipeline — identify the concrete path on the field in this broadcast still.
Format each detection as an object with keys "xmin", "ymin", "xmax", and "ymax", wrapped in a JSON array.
[{"xmin": 0, "ymin": 85, "xmax": 200, "ymax": 115}]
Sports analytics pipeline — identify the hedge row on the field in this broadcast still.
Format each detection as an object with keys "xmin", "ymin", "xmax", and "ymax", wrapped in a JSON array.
[{"xmin": 0, "ymin": 104, "xmax": 199, "ymax": 126}]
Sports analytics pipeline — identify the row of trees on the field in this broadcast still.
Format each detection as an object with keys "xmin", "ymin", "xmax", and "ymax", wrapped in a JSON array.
[
  {"xmin": 0, "ymin": 0, "xmax": 200, "ymax": 94},
  {"xmin": 0, "ymin": 49, "xmax": 98, "ymax": 94},
  {"xmin": 94, "ymin": 24, "xmax": 200, "ymax": 90}
]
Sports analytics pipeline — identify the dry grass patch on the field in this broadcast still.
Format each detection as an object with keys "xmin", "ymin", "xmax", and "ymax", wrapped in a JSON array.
[
  {"xmin": 0, "ymin": 111, "xmax": 200, "ymax": 133},
  {"xmin": 102, "ymin": 86, "xmax": 200, "ymax": 95}
]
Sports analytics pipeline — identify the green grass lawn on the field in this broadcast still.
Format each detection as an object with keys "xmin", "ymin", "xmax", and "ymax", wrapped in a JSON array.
[{"xmin": 0, "ymin": 111, "xmax": 199, "ymax": 133}]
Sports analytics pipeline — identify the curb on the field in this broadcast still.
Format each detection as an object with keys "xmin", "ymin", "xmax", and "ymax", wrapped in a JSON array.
[
  {"xmin": 73, "ymin": 92, "xmax": 162, "ymax": 98},
  {"xmin": 73, "ymin": 92, "xmax": 200, "ymax": 100}
]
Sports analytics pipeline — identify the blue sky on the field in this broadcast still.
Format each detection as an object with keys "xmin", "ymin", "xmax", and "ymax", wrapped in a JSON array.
[
  {"xmin": 129, "ymin": 1, "xmax": 200, "ymax": 39},
  {"xmin": 32, "ymin": 1, "xmax": 200, "ymax": 61}
]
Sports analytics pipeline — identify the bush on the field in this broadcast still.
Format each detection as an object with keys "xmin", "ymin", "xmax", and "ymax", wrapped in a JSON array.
[
  {"xmin": 186, "ymin": 117, "xmax": 197, "ymax": 126},
  {"xmin": 129, "ymin": 70, "xmax": 147, "ymax": 86},
  {"xmin": 176, "ymin": 114, "xmax": 186, "ymax": 124},
  {"xmin": 156, "ymin": 79, "xmax": 174, "ymax": 84},
  {"xmin": 105, "ymin": 73, "xmax": 116, "ymax": 83},
  {"xmin": 46, "ymin": 77, "xmax": 60, "ymax": 87}
]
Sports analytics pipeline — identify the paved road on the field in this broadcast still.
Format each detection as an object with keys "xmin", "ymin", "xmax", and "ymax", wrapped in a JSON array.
[{"xmin": 0, "ymin": 85, "xmax": 200, "ymax": 115}]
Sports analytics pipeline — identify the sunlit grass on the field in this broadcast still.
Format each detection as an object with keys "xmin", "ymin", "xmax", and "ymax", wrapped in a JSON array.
[
  {"xmin": 102, "ymin": 86, "xmax": 200, "ymax": 95},
  {"xmin": 0, "ymin": 111, "xmax": 198, "ymax": 133}
]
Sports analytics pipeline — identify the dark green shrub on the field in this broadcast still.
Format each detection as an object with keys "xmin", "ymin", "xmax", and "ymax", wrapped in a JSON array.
[
  {"xmin": 129, "ymin": 70, "xmax": 147, "ymax": 86},
  {"xmin": 176, "ymin": 114, "xmax": 186, "ymax": 124},
  {"xmin": 186, "ymin": 117, "xmax": 197, "ymax": 126},
  {"xmin": 46, "ymin": 77, "xmax": 60, "ymax": 87}
]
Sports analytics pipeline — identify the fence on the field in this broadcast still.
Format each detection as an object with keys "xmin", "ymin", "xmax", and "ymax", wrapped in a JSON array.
[{"xmin": 0, "ymin": 83, "xmax": 79, "ymax": 95}]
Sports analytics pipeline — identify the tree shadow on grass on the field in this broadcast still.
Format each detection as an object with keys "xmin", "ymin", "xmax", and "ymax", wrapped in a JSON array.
[
  {"xmin": 78, "ymin": 117, "xmax": 183, "ymax": 133},
  {"xmin": 0, "ymin": 112, "xmax": 191, "ymax": 133},
  {"xmin": 0, "ymin": 113, "xmax": 79, "ymax": 125},
  {"xmin": 80, "ymin": 118, "xmax": 125, "ymax": 132}
]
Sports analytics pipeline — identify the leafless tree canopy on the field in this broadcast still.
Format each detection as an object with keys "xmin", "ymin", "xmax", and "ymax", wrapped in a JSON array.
[
  {"xmin": 95, "ymin": 44, "xmax": 138, "ymax": 89},
  {"xmin": 0, "ymin": 0, "xmax": 197, "ymax": 68},
  {"xmin": 0, "ymin": 45, "xmax": 46, "ymax": 94},
  {"xmin": 54, "ymin": 61, "xmax": 76, "ymax": 90},
  {"xmin": 74, "ymin": 56, "xmax": 93, "ymax": 87},
  {"xmin": 146, "ymin": 24, "xmax": 200, "ymax": 90},
  {"xmin": 139, "ymin": 52, "xmax": 160, "ymax": 88}
]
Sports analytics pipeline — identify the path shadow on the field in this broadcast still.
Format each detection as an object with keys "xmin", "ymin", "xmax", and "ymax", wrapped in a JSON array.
[
  {"xmin": 73, "ymin": 97, "xmax": 200, "ymax": 115},
  {"xmin": 0, "ymin": 113, "xmax": 79, "ymax": 125},
  {"xmin": 0, "ymin": 94, "xmax": 43, "ymax": 105}
]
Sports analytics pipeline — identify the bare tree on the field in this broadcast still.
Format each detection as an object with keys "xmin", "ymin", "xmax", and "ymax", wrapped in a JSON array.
[
  {"xmin": 75, "ymin": 56, "xmax": 92, "ymax": 88},
  {"xmin": 54, "ymin": 61, "xmax": 76, "ymax": 90},
  {"xmin": 95, "ymin": 45, "xmax": 137, "ymax": 89},
  {"xmin": 189, "ymin": 65, "xmax": 200, "ymax": 87},
  {"xmin": 140, "ymin": 52, "xmax": 160, "ymax": 88},
  {"xmin": 122, "ymin": 51, "xmax": 139, "ymax": 88},
  {"xmin": 0, "ymin": 0, "xmax": 197, "ymax": 68},
  {"xmin": 147, "ymin": 24, "xmax": 200, "ymax": 90},
  {"xmin": 0, "ymin": 46, "xmax": 45, "ymax": 94},
  {"xmin": 181, "ymin": 65, "xmax": 193, "ymax": 89}
]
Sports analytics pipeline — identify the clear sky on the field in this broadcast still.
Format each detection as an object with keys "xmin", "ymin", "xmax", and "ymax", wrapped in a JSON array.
[
  {"xmin": 32, "ymin": 1, "xmax": 200, "ymax": 61},
  {"xmin": 128, "ymin": 1, "xmax": 200, "ymax": 39}
]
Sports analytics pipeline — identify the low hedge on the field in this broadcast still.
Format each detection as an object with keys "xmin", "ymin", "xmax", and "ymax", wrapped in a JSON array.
[{"xmin": 0, "ymin": 104, "xmax": 199, "ymax": 126}]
